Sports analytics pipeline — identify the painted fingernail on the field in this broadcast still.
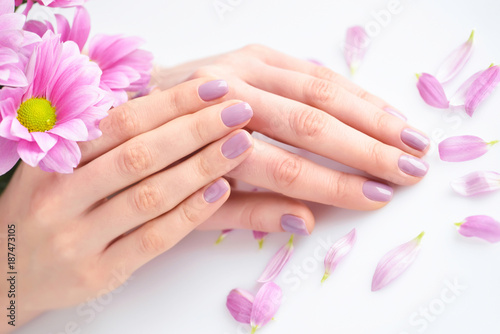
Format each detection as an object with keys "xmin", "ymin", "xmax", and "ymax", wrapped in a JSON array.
[
  {"xmin": 362, "ymin": 181, "xmax": 393, "ymax": 202},
  {"xmin": 401, "ymin": 128, "xmax": 430, "ymax": 151},
  {"xmin": 204, "ymin": 179, "xmax": 229, "ymax": 203},
  {"xmin": 198, "ymin": 79, "xmax": 229, "ymax": 101},
  {"xmin": 398, "ymin": 155, "xmax": 429, "ymax": 177},
  {"xmin": 221, "ymin": 102, "xmax": 253, "ymax": 127},
  {"xmin": 221, "ymin": 132, "xmax": 252, "ymax": 159},
  {"xmin": 280, "ymin": 214, "xmax": 309, "ymax": 236},
  {"xmin": 383, "ymin": 107, "xmax": 407, "ymax": 122}
]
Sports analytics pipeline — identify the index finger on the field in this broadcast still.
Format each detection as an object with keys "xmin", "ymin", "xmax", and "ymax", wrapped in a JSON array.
[{"xmin": 79, "ymin": 77, "xmax": 230, "ymax": 165}]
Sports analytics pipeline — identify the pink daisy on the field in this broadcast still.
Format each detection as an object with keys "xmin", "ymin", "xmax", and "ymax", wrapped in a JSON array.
[{"xmin": 0, "ymin": 31, "xmax": 112, "ymax": 175}]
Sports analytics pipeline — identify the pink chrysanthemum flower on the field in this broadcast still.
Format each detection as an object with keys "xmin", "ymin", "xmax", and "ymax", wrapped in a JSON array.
[
  {"xmin": 89, "ymin": 34, "xmax": 154, "ymax": 107},
  {"xmin": 0, "ymin": 32, "xmax": 112, "ymax": 175},
  {"xmin": 0, "ymin": 0, "xmax": 39, "ymax": 87}
]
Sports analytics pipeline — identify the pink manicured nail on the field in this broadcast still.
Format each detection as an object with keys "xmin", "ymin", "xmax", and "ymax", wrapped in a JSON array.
[
  {"xmin": 383, "ymin": 107, "xmax": 407, "ymax": 122},
  {"xmin": 221, "ymin": 102, "xmax": 253, "ymax": 127},
  {"xmin": 398, "ymin": 155, "xmax": 429, "ymax": 177},
  {"xmin": 280, "ymin": 214, "xmax": 309, "ymax": 235},
  {"xmin": 221, "ymin": 132, "xmax": 252, "ymax": 159},
  {"xmin": 204, "ymin": 179, "xmax": 229, "ymax": 203},
  {"xmin": 362, "ymin": 181, "xmax": 393, "ymax": 202},
  {"xmin": 401, "ymin": 128, "xmax": 430, "ymax": 152},
  {"xmin": 198, "ymin": 79, "xmax": 229, "ymax": 101}
]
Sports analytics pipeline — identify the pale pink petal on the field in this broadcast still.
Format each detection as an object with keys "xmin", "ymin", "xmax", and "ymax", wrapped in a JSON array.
[
  {"xmin": 450, "ymin": 171, "xmax": 500, "ymax": 196},
  {"xmin": 38, "ymin": 139, "xmax": 81, "ymax": 173},
  {"xmin": 10, "ymin": 117, "xmax": 33, "ymax": 141},
  {"xmin": 38, "ymin": 0, "xmax": 88, "ymax": 8},
  {"xmin": 371, "ymin": 232, "xmax": 424, "ymax": 291},
  {"xmin": 416, "ymin": 73, "xmax": 449, "ymax": 108},
  {"xmin": 0, "ymin": 13, "xmax": 25, "ymax": 31},
  {"xmin": 226, "ymin": 288, "xmax": 254, "ymax": 324},
  {"xmin": 253, "ymin": 231, "xmax": 269, "ymax": 249},
  {"xmin": 49, "ymin": 118, "xmax": 88, "ymax": 141},
  {"xmin": 435, "ymin": 31, "xmax": 474, "ymax": 84},
  {"xmin": 344, "ymin": 26, "xmax": 369, "ymax": 75},
  {"xmin": 250, "ymin": 282, "xmax": 282, "ymax": 331},
  {"xmin": 438, "ymin": 135, "xmax": 497, "ymax": 162},
  {"xmin": 0, "ymin": 65, "xmax": 27, "ymax": 87},
  {"xmin": 23, "ymin": 20, "xmax": 50, "ymax": 38},
  {"xmin": 322, "ymin": 228, "xmax": 356, "ymax": 283},
  {"xmin": 257, "ymin": 235, "xmax": 294, "ymax": 283},
  {"xmin": 449, "ymin": 69, "xmax": 483, "ymax": 107},
  {"xmin": 17, "ymin": 139, "xmax": 46, "ymax": 167},
  {"xmin": 89, "ymin": 34, "xmax": 144, "ymax": 70},
  {"xmin": 55, "ymin": 14, "xmax": 70, "ymax": 41},
  {"xmin": 456, "ymin": 215, "xmax": 500, "ymax": 243},
  {"xmin": 67, "ymin": 6, "xmax": 90, "ymax": 51},
  {"xmin": 31, "ymin": 131, "xmax": 57, "ymax": 152},
  {"xmin": 0, "ymin": 0, "xmax": 14, "ymax": 15},
  {"xmin": 465, "ymin": 65, "xmax": 500, "ymax": 116},
  {"xmin": 0, "ymin": 136, "xmax": 19, "ymax": 175},
  {"xmin": 215, "ymin": 229, "xmax": 233, "ymax": 244}
]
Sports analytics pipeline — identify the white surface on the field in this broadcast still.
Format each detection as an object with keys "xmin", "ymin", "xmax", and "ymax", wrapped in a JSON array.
[{"xmin": 16, "ymin": 0, "xmax": 500, "ymax": 333}]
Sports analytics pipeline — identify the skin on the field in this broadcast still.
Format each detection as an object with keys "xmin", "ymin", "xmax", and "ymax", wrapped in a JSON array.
[{"xmin": 0, "ymin": 46, "xmax": 429, "ymax": 332}]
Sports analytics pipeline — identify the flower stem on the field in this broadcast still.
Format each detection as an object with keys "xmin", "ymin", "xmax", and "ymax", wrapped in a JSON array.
[
  {"xmin": 251, "ymin": 326, "xmax": 257, "ymax": 334},
  {"xmin": 258, "ymin": 239, "xmax": 264, "ymax": 249},
  {"xmin": 487, "ymin": 140, "xmax": 499, "ymax": 147},
  {"xmin": 414, "ymin": 231, "xmax": 425, "ymax": 243},
  {"xmin": 321, "ymin": 272, "xmax": 329, "ymax": 284}
]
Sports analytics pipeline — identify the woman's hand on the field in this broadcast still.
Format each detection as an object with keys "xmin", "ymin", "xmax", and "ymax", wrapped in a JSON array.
[
  {"xmin": 1, "ymin": 77, "xmax": 308, "ymax": 330},
  {"xmin": 153, "ymin": 45, "xmax": 431, "ymax": 214}
]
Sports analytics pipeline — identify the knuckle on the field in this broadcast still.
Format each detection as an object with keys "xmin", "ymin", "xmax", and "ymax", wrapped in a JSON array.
[
  {"xmin": 241, "ymin": 43, "xmax": 267, "ymax": 54},
  {"xmin": 118, "ymin": 142, "xmax": 154, "ymax": 175},
  {"xmin": 195, "ymin": 155, "xmax": 215, "ymax": 179},
  {"xmin": 246, "ymin": 205, "xmax": 266, "ymax": 232},
  {"xmin": 189, "ymin": 114, "xmax": 209, "ymax": 144},
  {"xmin": 371, "ymin": 111, "xmax": 391, "ymax": 131},
  {"xmin": 307, "ymin": 79, "xmax": 335, "ymax": 104},
  {"xmin": 138, "ymin": 227, "xmax": 167, "ymax": 255},
  {"xmin": 103, "ymin": 102, "xmax": 139, "ymax": 139},
  {"xmin": 268, "ymin": 155, "xmax": 302, "ymax": 190},
  {"xmin": 132, "ymin": 182, "xmax": 163, "ymax": 214},
  {"xmin": 357, "ymin": 89, "xmax": 372, "ymax": 101},
  {"xmin": 312, "ymin": 66, "xmax": 338, "ymax": 82},
  {"xmin": 288, "ymin": 107, "xmax": 326, "ymax": 139},
  {"xmin": 190, "ymin": 66, "xmax": 218, "ymax": 79},
  {"xmin": 179, "ymin": 200, "xmax": 202, "ymax": 226},
  {"xmin": 365, "ymin": 141, "xmax": 386, "ymax": 169},
  {"xmin": 327, "ymin": 172, "xmax": 351, "ymax": 201}
]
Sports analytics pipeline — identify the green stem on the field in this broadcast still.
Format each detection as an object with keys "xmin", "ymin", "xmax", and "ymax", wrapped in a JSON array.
[
  {"xmin": 414, "ymin": 231, "xmax": 425, "ymax": 243},
  {"xmin": 321, "ymin": 272, "xmax": 329, "ymax": 284},
  {"xmin": 258, "ymin": 239, "xmax": 264, "ymax": 249},
  {"xmin": 487, "ymin": 140, "xmax": 499, "ymax": 147},
  {"xmin": 251, "ymin": 326, "xmax": 257, "ymax": 334}
]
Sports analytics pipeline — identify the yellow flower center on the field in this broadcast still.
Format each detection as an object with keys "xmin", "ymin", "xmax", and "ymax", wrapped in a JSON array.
[{"xmin": 17, "ymin": 98, "xmax": 57, "ymax": 133}]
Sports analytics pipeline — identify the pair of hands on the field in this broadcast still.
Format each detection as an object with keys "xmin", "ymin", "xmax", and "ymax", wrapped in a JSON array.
[{"xmin": 0, "ymin": 44, "xmax": 429, "ymax": 329}]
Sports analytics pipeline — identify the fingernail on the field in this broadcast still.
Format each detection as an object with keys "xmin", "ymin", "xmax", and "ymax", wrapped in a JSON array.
[
  {"xmin": 204, "ymin": 179, "xmax": 229, "ymax": 203},
  {"xmin": 198, "ymin": 79, "xmax": 229, "ymax": 101},
  {"xmin": 221, "ymin": 132, "xmax": 252, "ymax": 159},
  {"xmin": 401, "ymin": 128, "xmax": 430, "ymax": 151},
  {"xmin": 362, "ymin": 181, "xmax": 393, "ymax": 202},
  {"xmin": 398, "ymin": 155, "xmax": 429, "ymax": 177},
  {"xmin": 280, "ymin": 214, "xmax": 309, "ymax": 236},
  {"xmin": 221, "ymin": 102, "xmax": 253, "ymax": 127},
  {"xmin": 383, "ymin": 107, "xmax": 407, "ymax": 122}
]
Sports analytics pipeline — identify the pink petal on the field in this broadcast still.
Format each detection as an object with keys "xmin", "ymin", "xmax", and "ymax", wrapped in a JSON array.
[
  {"xmin": 371, "ymin": 232, "xmax": 424, "ymax": 292},
  {"xmin": 0, "ymin": 0, "xmax": 14, "ymax": 15},
  {"xmin": 226, "ymin": 288, "xmax": 254, "ymax": 324},
  {"xmin": 416, "ymin": 73, "xmax": 450, "ymax": 108},
  {"xmin": 253, "ymin": 231, "xmax": 269, "ymax": 249},
  {"xmin": 55, "ymin": 14, "xmax": 70, "ymax": 42},
  {"xmin": 23, "ymin": 20, "xmax": 50, "ymax": 38},
  {"xmin": 17, "ymin": 139, "xmax": 46, "ymax": 167},
  {"xmin": 450, "ymin": 171, "xmax": 500, "ymax": 197},
  {"xmin": 322, "ymin": 228, "xmax": 356, "ymax": 283},
  {"xmin": 435, "ymin": 31, "xmax": 474, "ymax": 84},
  {"xmin": 0, "ymin": 13, "xmax": 26, "ymax": 31},
  {"xmin": 0, "ymin": 137, "xmax": 19, "ymax": 175},
  {"xmin": 31, "ymin": 131, "xmax": 57, "ymax": 152},
  {"xmin": 67, "ymin": 6, "xmax": 90, "ymax": 51},
  {"xmin": 0, "ymin": 65, "xmax": 27, "ymax": 87},
  {"xmin": 438, "ymin": 135, "xmax": 496, "ymax": 162},
  {"xmin": 465, "ymin": 65, "xmax": 500, "ymax": 116},
  {"xmin": 38, "ymin": 139, "xmax": 81, "ymax": 173},
  {"xmin": 344, "ymin": 26, "xmax": 369, "ymax": 75},
  {"xmin": 215, "ymin": 229, "xmax": 233, "ymax": 244},
  {"xmin": 456, "ymin": 215, "xmax": 500, "ymax": 243},
  {"xmin": 49, "ymin": 118, "xmax": 88, "ymax": 141},
  {"xmin": 449, "ymin": 69, "xmax": 483, "ymax": 107},
  {"xmin": 250, "ymin": 282, "xmax": 282, "ymax": 331},
  {"xmin": 257, "ymin": 235, "xmax": 294, "ymax": 283}
]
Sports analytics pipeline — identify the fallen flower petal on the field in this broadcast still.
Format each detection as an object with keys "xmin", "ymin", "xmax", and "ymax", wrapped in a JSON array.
[
  {"xmin": 344, "ymin": 26, "xmax": 369, "ymax": 75},
  {"xmin": 455, "ymin": 215, "xmax": 500, "ymax": 243},
  {"xmin": 449, "ymin": 68, "xmax": 484, "ymax": 107},
  {"xmin": 450, "ymin": 171, "xmax": 500, "ymax": 196},
  {"xmin": 215, "ymin": 229, "xmax": 232, "ymax": 244},
  {"xmin": 250, "ymin": 282, "xmax": 282, "ymax": 333},
  {"xmin": 253, "ymin": 231, "xmax": 269, "ymax": 249},
  {"xmin": 416, "ymin": 73, "xmax": 449, "ymax": 108},
  {"xmin": 226, "ymin": 288, "xmax": 254, "ymax": 324},
  {"xmin": 371, "ymin": 232, "xmax": 424, "ymax": 291},
  {"xmin": 435, "ymin": 30, "xmax": 474, "ymax": 84},
  {"xmin": 438, "ymin": 135, "xmax": 497, "ymax": 162},
  {"xmin": 257, "ymin": 235, "xmax": 294, "ymax": 283},
  {"xmin": 322, "ymin": 228, "xmax": 356, "ymax": 283},
  {"xmin": 465, "ymin": 65, "xmax": 500, "ymax": 116}
]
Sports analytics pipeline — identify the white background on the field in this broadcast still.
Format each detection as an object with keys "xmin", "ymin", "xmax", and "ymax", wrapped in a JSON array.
[{"xmin": 15, "ymin": 0, "xmax": 500, "ymax": 333}]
